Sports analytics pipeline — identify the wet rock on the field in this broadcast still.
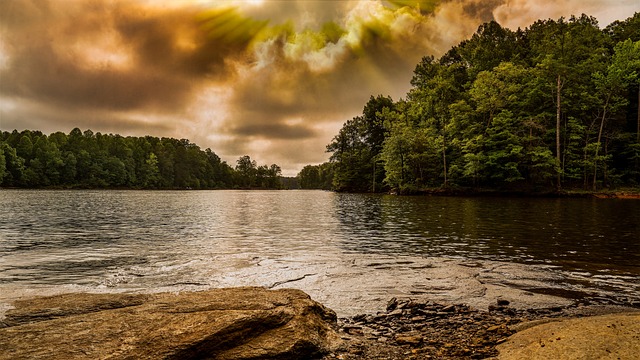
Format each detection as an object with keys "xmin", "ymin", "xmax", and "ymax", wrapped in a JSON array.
[
  {"xmin": 386, "ymin": 297, "xmax": 398, "ymax": 311},
  {"xmin": 0, "ymin": 287, "xmax": 340, "ymax": 360},
  {"xmin": 441, "ymin": 304, "xmax": 456, "ymax": 312},
  {"xmin": 326, "ymin": 293, "xmax": 640, "ymax": 360},
  {"xmin": 396, "ymin": 301, "xmax": 410, "ymax": 310},
  {"xmin": 395, "ymin": 334, "xmax": 423, "ymax": 346},
  {"xmin": 343, "ymin": 326, "xmax": 363, "ymax": 335}
]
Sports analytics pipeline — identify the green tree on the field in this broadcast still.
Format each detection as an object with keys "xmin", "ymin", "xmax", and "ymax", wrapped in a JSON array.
[
  {"xmin": 0, "ymin": 145, "xmax": 6, "ymax": 183},
  {"xmin": 483, "ymin": 111, "xmax": 525, "ymax": 184},
  {"xmin": 155, "ymin": 140, "xmax": 175, "ymax": 188},
  {"xmin": 297, "ymin": 163, "xmax": 334, "ymax": 190},
  {"xmin": 527, "ymin": 15, "xmax": 608, "ymax": 188},
  {"xmin": 298, "ymin": 165, "xmax": 321, "ymax": 189},
  {"xmin": 16, "ymin": 135, "xmax": 34, "ymax": 163},
  {"xmin": 0, "ymin": 143, "xmax": 24, "ymax": 186},
  {"xmin": 235, "ymin": 155, "xmax": 257, "ymax": 188},
  {"xmin": 138, "ymin": 153, "xmax": 160, "ymax": 188},
  {"xmin": 381, "ymin": 121, "xmax": 412, "ymax": 190},
  {"xmin": 268, "ymin": 164, "xmax": 282, "ymax": 189},
  {"xmin": 591, "ymin": 39, "xmax": 640, "ymax": 189},
  {"xmin": 470, "ymin": 62, "xmax": 529, "ymax": 125},
  {"xmin": 604, "ymin": 12, "xmax": 640, "ymax": 45},
  {"xmin": 28, "ymin": 136, "xmax": 64, "ymax": 186},
  {"xmin": 441, "ymin": 21, "xmax": 521, "ymax": 79},
  {"xmin": 103, "ymin": 157, "xmax": 127, "ymax": 187},
  {"xmin": 61, "ymin": 152, "xmax": 77, "ymax": 185},
  {"xmin": 326, "ymin": 117, "xmax": 370, "ymax": 192},
  {"xmin": 205, "ymin": 148, "xmax": 234, "ymax": 188},
  {"xmin": 409, "ymin": 59, "xmax": 465, "ymax": 187},
  {"xmin": 326, "ymin": 95, "xmax": 395, "ymax": 192}
]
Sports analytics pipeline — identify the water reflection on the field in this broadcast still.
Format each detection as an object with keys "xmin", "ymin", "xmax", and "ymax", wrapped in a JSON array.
[{"xmin": 335, "ymin": 194, "xmax": 640, "ymax": 274}]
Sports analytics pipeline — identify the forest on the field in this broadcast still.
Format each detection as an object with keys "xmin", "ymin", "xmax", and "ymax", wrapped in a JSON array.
[
  {"xmin": 0, "ymin": 129, "xmax": 282, "ymax": 189},
  {"xmin": 299, "ymin": 13, "xmax": 640, "ymax": 193}
]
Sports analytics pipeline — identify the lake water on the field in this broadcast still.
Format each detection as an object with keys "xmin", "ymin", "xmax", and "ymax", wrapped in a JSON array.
[{"xmin": 1, "ymin": 190, "xmax": 638, "ymax": 315}]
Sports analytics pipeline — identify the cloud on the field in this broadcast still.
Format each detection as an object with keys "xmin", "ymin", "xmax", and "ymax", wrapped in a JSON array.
[
  {"xmin": 222, "ymin": 1, "xmax": 444, "ymax": 131},
  {"xmin": 493, "ymin": 0, "xmax": 639, "ymax": 29},
  {"xmin": 0, "ymin": 0, "xmax": 245, "ymax": 112},
  {"xmin": 0, "ymin": 97, "xmax": 176, "ymax": 136}
]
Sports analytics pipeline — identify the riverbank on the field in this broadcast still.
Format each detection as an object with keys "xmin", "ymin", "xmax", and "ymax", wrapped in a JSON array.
[
  {"xmin": 325, "ymin": 296, "xmax": 640, "ymax": 359},
  {"xmin": 4, "ymin": 185, "xmax": 640, "ymax": 198},
  {"xmin": 399, "ymin": 186, "xmax": 640, "ymax": 199}
]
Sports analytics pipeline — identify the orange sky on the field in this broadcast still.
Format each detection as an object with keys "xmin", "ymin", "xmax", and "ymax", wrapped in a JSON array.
[{"xmin": 1, "ymin": 0, "xmax": 638, "ymax": 175}]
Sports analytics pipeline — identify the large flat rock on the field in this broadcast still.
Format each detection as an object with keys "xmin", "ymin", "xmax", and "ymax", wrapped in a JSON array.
[
  {"xmin": 497, "ymin": 312, "xmax": 640, "ymax": 360},
  {"xmin": 0, "ymin": 287, "xmax": 340, "ymax": 360}
]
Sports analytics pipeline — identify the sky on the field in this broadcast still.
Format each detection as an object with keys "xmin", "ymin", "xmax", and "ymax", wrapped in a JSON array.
[{"xmin": 1, "ymin": 0, "xmax": 638, "ymax": 176}]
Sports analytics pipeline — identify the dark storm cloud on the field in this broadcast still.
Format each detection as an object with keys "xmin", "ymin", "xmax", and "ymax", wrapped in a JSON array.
[
  {"xmin": 462, "ymin": 0, "xmax": 505, "ymax": 21},
  {"xmin": 1, "ymin": 41, "xmax": 191, "ymax": 111},
  {"xmin": 0, "ymin": 0, "xmax": 245, "ymax": 112},
  {"xmin": 232, "ymin": 122, "xmax": 316, "ymax": 140},
  {"xmin": 0, "ymin": 97, "xmax": 176, "ymax": 136}
]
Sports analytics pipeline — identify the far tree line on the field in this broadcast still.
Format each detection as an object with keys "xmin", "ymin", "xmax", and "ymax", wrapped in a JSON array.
[
  {"xmin": 298, "ymin": 13, "xmax": 640, "ymax": 193},
  {"xmin": 0, "ymin": 128, "xmax": 283, "ymax": 190}
]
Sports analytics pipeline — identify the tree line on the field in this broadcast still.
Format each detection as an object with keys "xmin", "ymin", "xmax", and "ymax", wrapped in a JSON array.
[
  {"xmin": 0, "ymin": 128, "xmax": 282, "ymax": 189},
  {"xmin": 298, "ymin": 13, "xmax": 640, "ymax": 193}
]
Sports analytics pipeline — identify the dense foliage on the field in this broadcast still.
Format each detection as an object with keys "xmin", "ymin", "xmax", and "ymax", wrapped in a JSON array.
[
  {"xmin": 0, "ymin": 129, "xmax": 282, "ymax": 189},
  {"xmin": 304, "ymin": 13, "xmax": 640, "ymax": 193},
  {"xmin": 296, "ymin": 163, "xmax": 335, "ymax": 190}
]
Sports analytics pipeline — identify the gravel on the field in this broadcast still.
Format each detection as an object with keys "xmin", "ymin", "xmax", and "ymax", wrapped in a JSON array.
[{"xmin": 324, "ymin": 295, "xmax": 640, "ymax": 359}]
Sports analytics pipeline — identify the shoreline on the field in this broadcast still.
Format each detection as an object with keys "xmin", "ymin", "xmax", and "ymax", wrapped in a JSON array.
[
  {"xmin": 1, "ymin": 254, "xmax": 637, "ymax": 320},
  {"xmin": 2, "ymin": 287, "xmax": 637, "ymax": 359},
  {"xmin": 393, "ymin": 187, "xmax": 640, "ymax": 199},
  {"xmin": 325, "ymin": 295, "xmax": 640, "ymax": 359},
  {"xmin": 2, "ymin": 186, "xmax": 640, "ymax": 199}
]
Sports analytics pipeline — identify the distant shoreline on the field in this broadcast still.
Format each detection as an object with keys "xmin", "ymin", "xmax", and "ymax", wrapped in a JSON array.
[
  {"xmin": 400, "ymin": 187, "xmax": 640, "ymax": 199},
  {"xmin": 2, "ymin": 186, "xmax": 640, "ymax": 198}
]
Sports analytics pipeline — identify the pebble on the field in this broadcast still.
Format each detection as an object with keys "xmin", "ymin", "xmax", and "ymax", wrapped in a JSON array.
[
  {"xmin": 441, "ymin": 305, "xmax": 456, "ymax": 312},
  {"xmin": 395, "ymin": 335, "xmax": 423, "ymax": 346},
  {"xmin": 327, "ymin": 294, "xmax": 640, "ymax": 360}
]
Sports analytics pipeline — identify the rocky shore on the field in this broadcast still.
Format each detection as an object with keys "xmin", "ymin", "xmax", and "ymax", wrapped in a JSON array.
[
  {"xmin": 325, "ymin": 296, "xmax": 640, "ymax": 359},
  {"xmin": 0, "ymin": 288, "xmax": 341, "ymax": 360},
  {"xmin": 1, "ymin": 287, "xmax": 638, "ymax": 359}
]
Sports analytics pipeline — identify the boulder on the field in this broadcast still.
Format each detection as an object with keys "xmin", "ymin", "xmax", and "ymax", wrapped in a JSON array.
[
  {"xmin": 496, "ymin": 312, "xmax": 640, "ymax": 360},
  {"xmin": 0, "ymin": 287, "xmax": 340, "ymax": 360}
]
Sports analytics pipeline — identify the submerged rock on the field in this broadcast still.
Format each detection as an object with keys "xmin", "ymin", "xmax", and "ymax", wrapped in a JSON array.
[{"xmin": 0, "ymin": 287, "xmax": 340, "ymax": 360}]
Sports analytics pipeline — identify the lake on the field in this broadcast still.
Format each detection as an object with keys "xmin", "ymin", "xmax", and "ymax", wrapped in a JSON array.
[{"xmin": 1, "ymin": 190, "xmax": 638, "ymax": 316}]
